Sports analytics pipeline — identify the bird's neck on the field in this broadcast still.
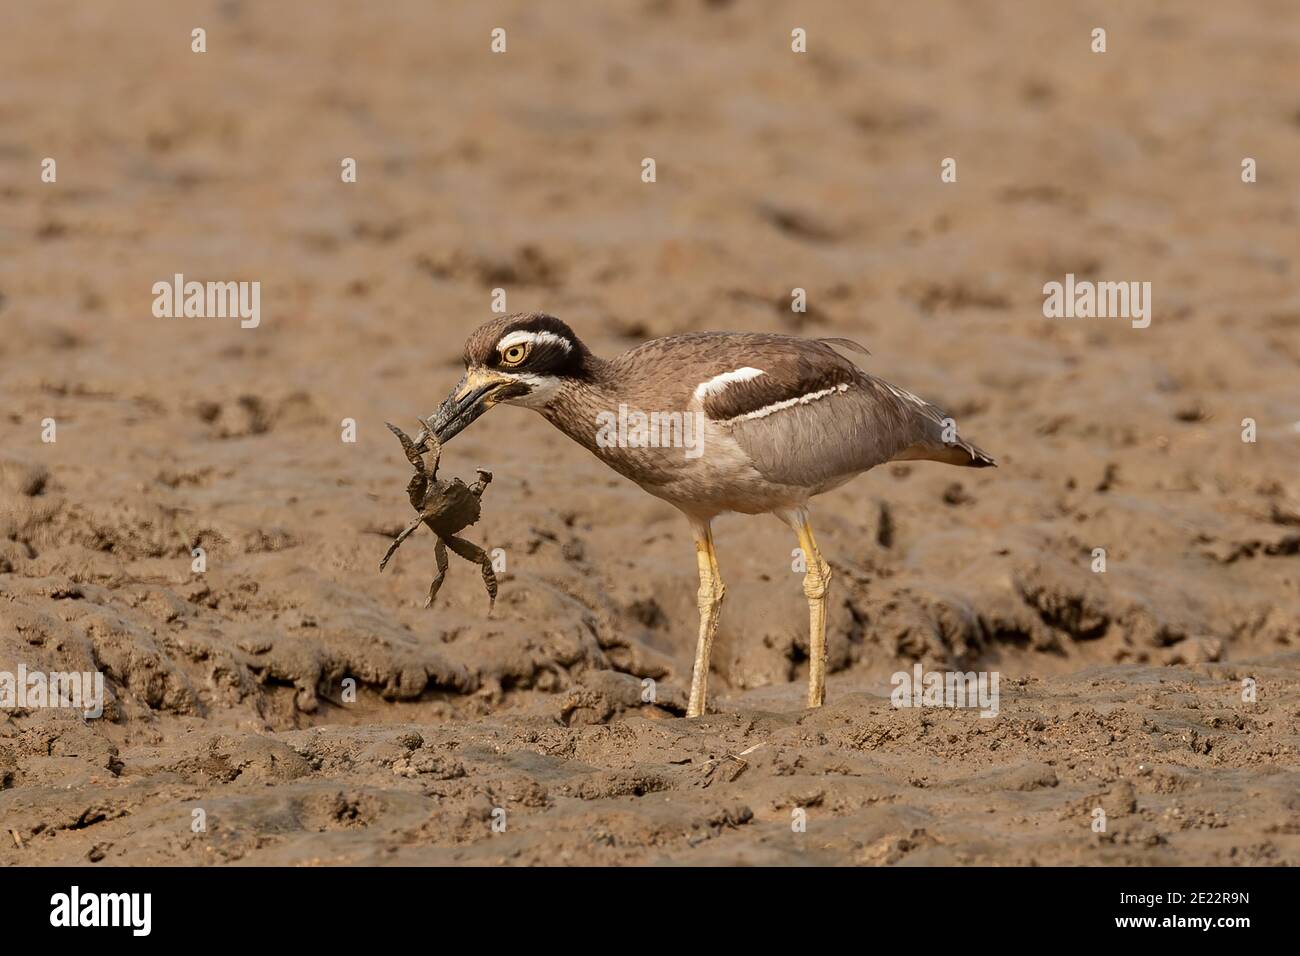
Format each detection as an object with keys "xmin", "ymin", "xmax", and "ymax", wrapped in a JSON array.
[{"xmin": 540, "ymin": 358, "xmax": 618, "ymax": 452}]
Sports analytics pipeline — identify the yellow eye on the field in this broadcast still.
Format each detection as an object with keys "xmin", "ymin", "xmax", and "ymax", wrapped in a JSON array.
[{"xmin": 501, "ymin": 344, "xmax": 527, "ymax": 366}]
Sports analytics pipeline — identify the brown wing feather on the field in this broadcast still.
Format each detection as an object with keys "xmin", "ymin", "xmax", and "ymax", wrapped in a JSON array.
[
  {"xmin": 700, "ymin": 346, "xmax": 857, "ymax": 421},
  {"xmin": 727, "ymin": 375, "xmax": 994, "ymax": 489}
]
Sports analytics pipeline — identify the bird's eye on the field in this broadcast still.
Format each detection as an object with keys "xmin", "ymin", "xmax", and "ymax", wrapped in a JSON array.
[{"xmin": 501, "ymin": 344, "xmax": 528, "ymax": 366}]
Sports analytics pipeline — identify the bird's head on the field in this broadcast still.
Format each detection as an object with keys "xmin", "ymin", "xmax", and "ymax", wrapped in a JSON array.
[{"xmin": 428, "ymin": 312, "xmax": 594, "ymax": 443}]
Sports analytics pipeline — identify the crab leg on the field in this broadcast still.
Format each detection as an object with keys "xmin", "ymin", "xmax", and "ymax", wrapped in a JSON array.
[
  {"xmin": 468, "ymin": 469, "xmax": 493, "ymax": 497},
  {"xmin": 417, "ymin": 417, "xmax": 442, "ymax": 476},
  {"xmin": 446, "ymin": 535, "xmax": 498, "ymax": 611},
  {"xmin": 378, "ymin": 514, "xmax": 425, "ymax": 572},
  {"xmin": 425, "ymin": 538, "xmax": 451, "ymax": 608}
]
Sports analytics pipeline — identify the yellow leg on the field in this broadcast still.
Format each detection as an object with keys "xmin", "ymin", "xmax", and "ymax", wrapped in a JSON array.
[
  {"xmin": 687, "ymin": 521, "xmax": 725, "ymax": 718},
  {"xmin": 789, "ymin": 510, "xmax": 832, "ymax": 708}
]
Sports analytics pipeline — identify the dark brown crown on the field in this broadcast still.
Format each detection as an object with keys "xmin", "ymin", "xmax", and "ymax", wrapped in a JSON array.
[{"xmin": 462, "ymin": 313, "xmax": 597, "ymax": 379}]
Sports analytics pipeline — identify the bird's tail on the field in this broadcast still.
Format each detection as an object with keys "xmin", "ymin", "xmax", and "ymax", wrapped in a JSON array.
[
  {"xmin": 870, "ymin": 376, "xmax": 997, "ymax": 468},
  {"xmin": 895, "ymin": 436, "xmax": 997, "ymax": 468}
]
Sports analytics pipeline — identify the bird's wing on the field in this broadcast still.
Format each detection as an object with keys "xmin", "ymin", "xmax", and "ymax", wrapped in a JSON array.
[
  {"xmin": 694, "ymin": 338, "xmax": 994, "ymax": 488},
  {"xmin": 695, "ymin": 337, "xmax": 859, "ymax": 422}
]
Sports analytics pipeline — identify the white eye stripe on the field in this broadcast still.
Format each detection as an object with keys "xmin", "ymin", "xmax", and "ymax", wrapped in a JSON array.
[{"xmin": 497, "ymin": 330, "xmax": 573, "ymax": 354}]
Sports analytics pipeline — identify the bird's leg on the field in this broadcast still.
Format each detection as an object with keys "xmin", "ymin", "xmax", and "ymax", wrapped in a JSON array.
[
  {"xmin": 686, "ymin": 520, "xmax": 725, "ymax": 718},
  {"xmin": 379, "ymin": 514, "xmax": 426, "ymax": 572},
  {"xmin": 425, "ymin": 537, "xmax": 450, "ymax": 608},
  {"xmin": 788, "ymin": 509, "xmax": 832, "ymax": 708},
  {"xmin": 445, "ymin": 534, "xmax": 498, "ymax": 612}
]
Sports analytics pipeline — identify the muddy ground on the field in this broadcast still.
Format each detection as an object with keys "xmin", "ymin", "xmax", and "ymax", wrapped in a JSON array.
[{"xmin": 1, "ymin": 1, "xmax": 1297, "ymax": 865}]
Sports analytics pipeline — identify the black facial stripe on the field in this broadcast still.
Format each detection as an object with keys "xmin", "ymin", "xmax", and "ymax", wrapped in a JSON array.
[
  {"xmin": 522, "ymin": 339, "xmax": 573, "ymax": 370},
  {"xmin": 468, "ymin": 315, "xmax": 592, "ymax": 379}
]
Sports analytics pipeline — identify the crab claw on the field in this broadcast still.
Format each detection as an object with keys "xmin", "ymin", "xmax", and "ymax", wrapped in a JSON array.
[
  {"xmin": 385, "ymin": 421, "xmax": 426, "ymax": 471},
  {"xmin": 416, "ymin": 417, "xmax": 443, "ymax": 474}
]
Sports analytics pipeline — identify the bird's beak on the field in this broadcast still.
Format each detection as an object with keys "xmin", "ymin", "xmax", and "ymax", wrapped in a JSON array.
[{"xmin": 427, "ymin": 367, "xmax": 528, "ymax": 444}]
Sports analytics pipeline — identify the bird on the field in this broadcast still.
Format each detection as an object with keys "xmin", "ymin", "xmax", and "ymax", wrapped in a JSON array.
[{"xmin": 420, "ymin": 312, "xmax": 995, "ymax": 718}]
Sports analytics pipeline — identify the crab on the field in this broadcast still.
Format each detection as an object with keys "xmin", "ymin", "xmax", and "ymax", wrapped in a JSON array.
[{"xmin": 378, "ymin": 417, "xmax": 497, "ymax": 610}]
